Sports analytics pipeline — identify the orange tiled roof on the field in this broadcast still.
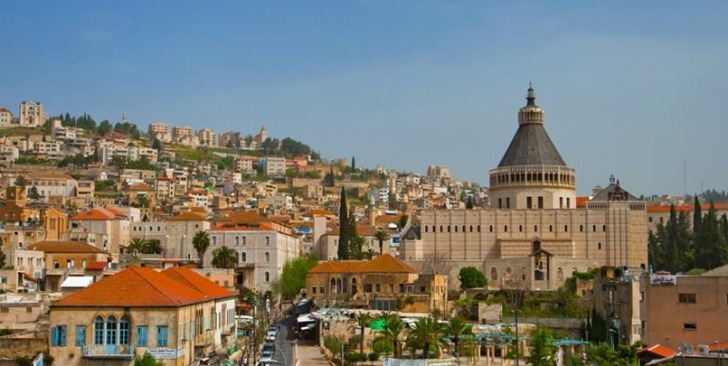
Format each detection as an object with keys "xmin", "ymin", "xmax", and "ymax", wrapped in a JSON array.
[
  {"xmin": 637, "ymin": 344, "xmax": 676, "ymax": 359},
  {"xmin": 71, "ymin": 207, "xmax": 127, "ymax": 221},
  {"xmin": 576, "ymin": 196, "xmax": 590, "ymax": 207},
  {"xmin": 167, "ymin": 212, "xmax": 206, "ymax": 221},
  {"xmin": 86, "ymin": 261, "xmax": 108, "ymax": 270},
  {"xmin": 53, "ymin": 266, "xmax": 208, "ymax": 308},
  {"xmin": 27, "ymin": 241, "xmax": 107, "ymax": 254},
  {"xmin": 161, "ymin": 267, "xmax": 235, "ymax": 300},
  {"xmin": 128, "ymin": 183, "xmax": 154, "ymax": 192},
  {"xmin": 309, "ymin": 254, "xmax": 417, "ymax": 274},
  {"xmin": 647, "ymin": 203, "xmax": 728, "ymax": 213}
]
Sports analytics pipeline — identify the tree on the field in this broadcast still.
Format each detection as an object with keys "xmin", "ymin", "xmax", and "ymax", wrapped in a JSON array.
[
  {"xmin": 97, "ymin": 120, "xmax": 113, "ymax": 136},
  {"xmin": 444, "ymin": 316, "xmax": 472, "ymax": 360},
  {"xmin": 338, "ymin": 187, "xmax": 350, "ymax": 260},
  {"xmin": 192, "ymin": 231, "xmax": 211, "ymax": 268},
  {"xmin": 693, "ymin": 195, "xmax": 702, "ymax": 234},
  {"xmin": 128, "ymin": 238, "xmax": 147, "ymax": 254},
  {"xmin": 279, "ymin": 255, "xmax": 319, "ymax": 298},
  {"xmin": 381, "ymin": 312, "xmax": 405, "ymax": 358},
  {"xmin": 211, "ymin": 245, "xmax": 238, "ymax": 269},
  {"xmin": 406, "ymin": 316, "xmax": 445, "ymax": 359},
  {"xmin": 134, "ymin": 351, "xmax": 164, "ymax": 366},
  {"xmin": 144, "ymin": 239, "xmax": 163, "ymax": 255},
  {"xmin": 151, "ymin": 137, "xmax": 162, "ymax": 152},
  {"xmin": 527, "ymin": 326, "xmax": 556, "ymax": 366},
  {"xmin": 0, "ymin": 238, "xmax": 6, "ymax": 268},
  {"xmin": 374, "ymin": 230, "xmax": 390, "ymax": 255},
  {"xmin": 28, "ymin": 186, "xmax": 41, "ymax": 201},
  {"xmin": 15, "ymin": 175, "xmax": 27, "ymax": 188},
  {"xmin": 466, "ymin": 197, "xmax": 474, "ymax": 209},
  {"xmin": 693, "ymin": 201, "xmax": 727, "ymax": 270},
  {"xmin": 458, "ymin": 267, "xmax": 487, "ymax": 289},
  {"xmin": 351, "ymin": 156, "xmax": 356, "ymax": 170},
  {"xmin": 354, "ymin": 313, "xmax": 373, "ymax": 355}
]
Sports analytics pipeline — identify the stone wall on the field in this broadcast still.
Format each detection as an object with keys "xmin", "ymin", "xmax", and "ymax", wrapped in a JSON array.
[{"xmin": 0, "ymin": 332, "xmax": 47, "ymax": 360}]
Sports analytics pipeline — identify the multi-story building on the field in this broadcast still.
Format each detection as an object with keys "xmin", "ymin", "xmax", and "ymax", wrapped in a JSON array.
[
  {"xmin": 148, "ymin": 122, "xmax": 171, "ymax": 142},
  {"xmin": 27, "ymin": 240, "xmax": 110, "ymax": 291},
  {"xmin": 640, "ymin": 266, "xmax": 728, "ymax": 349},
  {"xmin": 264, "ymin": 157, "xmax": 286, "ymax": 177},
  {"xmin": 172, "ymin": 125, "xmax": 193, "ymax": 143},
  {"xmin": 51, "ymin": 119, "xmax": 77, "ymax": 140},
  {"xmin": 234, "ymin": 156, "xmax": 256, "ymax": 174},
  {"xmin": 18, "ymin": 101, "xmax": 45, "ymax": 127},
  {"xmin": 130, "ymin": 212, "xmax": 210, "ymax": 260},
  {"xmin": 306, "ymin": 254, "xmax": 448, "ymax": 313},
  {"xmin": 426, "ymin": 165, "xmax": 451, "ymax": 179},
  {"xmin": 593, "ymin": 266, "xmax": 641, "ymax": 346},
  {"xmin": 32, "ymin": 141, "xmax": 63, "ymax": 160},
  {"xmin": 196, "ymin": 128, "xmax": 217, "ymax": 147},
  {"xmin": 0, "ymin": 107, "xmax": 14, "ymax": 126},
  {"xmin": 208, "ymin": 212, "xmax": 301, "ymax": 292},
  {"xmin": 646, "ymin": 203, "xmax": 728, "ymax": 233},
  {"xmin": 410, "ymin": 86, "xmax": 649, "ymax": 291},
  {"xmin": 48, "ymin": 266, "xmax": 236, "ymax": 366},
  {"xmin": 68, "ymin": 207, "xmax": 131, "ymax": 262},
  {"xmin": 0, "ymin": 144, "xmax": 19, "ymax": 164},
  {"xmin": 23, "ymin": 172, "xmax": 78, "ymax": 203},
  {"xmin": 218, "ymin": 131, "xmax": 239, "ymax": 148},
  {"xmin": 0, "ymin": 249, "xmax": 44, "ymax": 292},
  {"xmin": 154, "ymin": 177, "xmax": 175, "ymax": 203}
]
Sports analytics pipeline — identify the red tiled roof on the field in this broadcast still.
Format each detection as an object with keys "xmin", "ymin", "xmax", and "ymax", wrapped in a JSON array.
[
  {"xmin": 638, "ymin": 344, "xmax": 676, "ymax": 359},
  {"xmin": 576, "ymin": 196, "xmax": 590, "ymax": 207},
  {"xmin": 28, "ymin": 241, "xmax": 107, "ymax": 254},
  {"xmin": 128, "ymin": 183, "xmax": 154, "ymax": 192},
  {"xmin": 53, "ymin": 266, "xmax": 209, "ymax": 308},
  {"xmin": 85, "ymin": 261, "xmax": 108, "ymax": 270},
  {"xmin": 647, "ymin": 203, "xmax": 728, "ymax": 213},
  {"xmin": 161, "ymin": 267, "xmax": 235, "ymax": 300},
  {"xmin": 71, "ymin": 207, "xmax": 127, "ymax": 221},
  {"xmin": 309, "ymin": 254, "xmax": 417, "ymax": 274}
]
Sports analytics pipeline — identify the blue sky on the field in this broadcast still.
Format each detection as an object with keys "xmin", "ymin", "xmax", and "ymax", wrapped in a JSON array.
[{"xmin": 1, "ymin": 1, "xmax": 727, "ymax": 196}]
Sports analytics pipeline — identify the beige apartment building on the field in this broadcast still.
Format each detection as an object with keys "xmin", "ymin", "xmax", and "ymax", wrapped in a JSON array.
[
  {"xmin": 411, "ymin": 86, "xmax": 649, "ymax": 291},
  {"xmin": 148, "ymin": 122, "xmax": 171, "ymax": 142},
  {"xmin": 172, "ymin": 125, "xmax": 193, "ymax": 143},
  {"xmin": 130, "ymin": 212, "xmax": 210, "ymax": 259},
  {"xmin": 0, "ymin": 107, "xmax": 13, "ymax": 126},
  {"xmin": 196, "ymin": 128, "xmax": 217, "ymax": 147},
  {"xmin": 640, "ymin": 266, "xmax": 728, "ymax": 350}
]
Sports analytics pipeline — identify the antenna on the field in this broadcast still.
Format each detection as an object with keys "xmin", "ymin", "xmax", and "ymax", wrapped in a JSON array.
[{"xmin": 683, "ymin": 161, "xmax": 687, "ymax": 201}]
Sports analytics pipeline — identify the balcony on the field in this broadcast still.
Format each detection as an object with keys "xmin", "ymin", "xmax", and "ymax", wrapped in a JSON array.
[{"xmin": 82, "ymin": 345, "xmax": 134, "ymax": 360}]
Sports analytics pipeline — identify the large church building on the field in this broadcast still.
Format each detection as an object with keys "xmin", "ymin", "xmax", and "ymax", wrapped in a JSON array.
[{"xmin": 405, "ymin": 86, "xmax": 648, "ymax": 291}]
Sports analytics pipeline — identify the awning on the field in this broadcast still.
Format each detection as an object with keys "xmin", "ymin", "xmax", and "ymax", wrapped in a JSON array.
[
  {"xmin": 20, "ymin": 272, "xmax": 38, "ymax": 282},
  {"xmin": 297, "ymin": 314, "xmax": 315, "ymax": 323}
]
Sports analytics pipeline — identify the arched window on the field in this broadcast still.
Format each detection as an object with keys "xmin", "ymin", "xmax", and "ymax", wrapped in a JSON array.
[
  {"xmin": 491, "ymin": 268, "xmax": 498, "ymax": 281},
  {"xmin": 212, "ymin": 236, "xmax": 217, "ymax": 245},
  {"xmin": 235, "ymin": 236, "xmax": 240, "ymax": 245},
  {"xmin": 264, "ymin": 252, "xmax": 270, "ymax": 263},
  {"xmin": 242, "ymin": 252, "xmax": 247, "ymax": 262},
  {"xmin": 119, "ymin": 316, "xmax": 130, "ymax": 345},
  {"xmin": 106, "ymin": 316, "xmax": 117, "ymax": 345},
  {"xmin": 94, "ymin": 316, "xmax": 104, "ymax": 345},
  {"xmin": 242, "ymin": 237, "xmax": 246, "ymax": 245},
  {"xmin": 265, "ymin": 236, "xmax": 270, "ymax": 245},
  {"xmin": 265, "ymin": 272, "xmax": 270, "ymax": 282}
]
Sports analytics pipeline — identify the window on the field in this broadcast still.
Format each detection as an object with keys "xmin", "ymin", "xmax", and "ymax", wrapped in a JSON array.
[
  {"xmin": 506, "ymin": 197, "xmax": 510, "ymax": 208},
  {"xmin": 549, "ymin": 225, "xmax": 553, "ymax": 232},
  {"xmin": 564, "ymin": 225, "xmax": 568, "ymax": 232},
  {"xmin": 598, "ymin": 242, "xmax": 602, "ymax": 250},
  {"xmin": 264, "ymin": 252, "xmax": 270, "ymax": 263},
  {"xmin": 157, "ymin": 326, "xmax": 169, "ymax": 347},
  {"xmin": 106, "ymin": 316, "xmax": 117, "ymax": 345},
  {"xmin": 498, "ymin": 198, "xmax": 502, "ymax": 209},
  {"xmin": 364, "ymin": 284, "xmax": 372, "ymax": 293},
  {"xmin": 527, "ymin": 197, "xmax": 532, "ymax": 209},
  {"xmin": 265, "ymin": 236, "xmax": 270, "ymax": 245},
  {"xmin": 51, "ymin": 325, "xmax": 67, "ymax": 346},
  {"xmin": 580, "ymin": 225, "xmax": 584, "ymax": 232},
  {"xmin": 375, "ymin": 284, "xmax": 381, "ymax": 292},
  {"xmin": 75, "ymin": 326, "xmax": 86, "ymax": 346},
  {"xmin": 538, "ymin": 196, "xmax": 543, "ymax": 209},
  {"xmin": 137, "ymin": 326, "xmax": 148, "ymax": 347},
  {"xmin": 94, "ymin": 316, "xmax": 104, "ymax": 345},
  {"xmin": 0, "ymin": 307, "xmax": 7, "ymax": 313},
  {"xmin": 212, "ymin": 236, "xmax": 217, "ymax": 245},
  {"xmin": 603, "ymin": 225, "xmax": 606, "ymax": 232},
  {"xmin": 235, "ymin": 236, "xmax": 240, "ymax": 245},
  {"xmin": 26, "ymin": 306, "xmax": 32, "ymax": 313},
  {"xmin": 504, "ymin": 225, "xmax": 508, "ymax": 232},
  {"xmin": 119, "ymin": 316, "xmax": 130, "ymax": 345},
  {"xmin": 679, "ymin": 293, "xmax": 696, "ymax": 304},
  {"xmin": 683, "ymin": 322, "xmax": 697, "ymax": 330},
  {"xmin": 265, "ymin": 272, "xmax": 270, "ymax": 282},
  {"xmin": 311, "ymin": 287, "xmax": 316, "ymax": 294},
  {"xmin": 242, "ymin": 252, "xmax": 247, "ymax": 262}
]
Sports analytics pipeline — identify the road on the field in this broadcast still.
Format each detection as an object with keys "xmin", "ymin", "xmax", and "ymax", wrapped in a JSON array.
[{"xmin": 273, "ymin": 316, "xmax": 296, "ymax": 366}]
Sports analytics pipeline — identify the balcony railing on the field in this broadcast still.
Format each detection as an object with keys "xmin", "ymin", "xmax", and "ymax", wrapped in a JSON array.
[{"xmin": 82, "ymin": 344, "xmax": 134, "ymax": 359}]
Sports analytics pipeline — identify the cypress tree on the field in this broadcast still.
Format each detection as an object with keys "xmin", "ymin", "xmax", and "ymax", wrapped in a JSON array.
[
  {"xmin": 693, "ymin": 201, "xmax": 727, "ymax": 270},
  {"xmin": 693, "ymin": 196, "xmax": 702, "ymax": 234},
  {"xmin": 351, "ymin": 156, "xmax": 356, "ymax": 170},
  {"xmin": 338, "ymin": 187, "xmax": 350, "ymax": 260}
]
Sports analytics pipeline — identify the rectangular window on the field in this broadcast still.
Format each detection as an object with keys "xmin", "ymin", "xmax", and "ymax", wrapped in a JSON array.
[
  {"xmin": 526, "ymin": 197, "xmax": 532, "ymax": 209},
  {"xmin": 506, "ymin": 198, "xmax": 510, "ymax": 208},
  {"xmin": 678, "ymin": 293, "xmax": 696, "ymax": 304},
  {"xmin": 375, "ymin": 284, "xmax": 381, "ymax": 293},
  {"xmin": 52, "ymin": 325, "xmax": 67, "ymax": 347},
  {"xmin": 137, "ymin": 326, "xmax": 148, "ymax": 347},
  {"xmin": 538, "ymin": 196, "xmax": 543, "ymax": 209},
  {"xmin": 498, "ymin": 198, "xmax": 502, "ymax": 209},
  {"xmin": 157, "ymin": 326, "xmax": 169, "ymax": 347},
  {"xmin": 75, "ymin": 326, "xmax": 86, "ymax": 346},
  {"xmin": 683, "ymin": 322, "xmax": 697, "ymax": 330},
  {"xmin": 311, "ymin": 287, "xmax": 316, "ymax": 294},
  {"xmin": 0, "ymin": 307, "xmax": 7, "ymax": 313}
]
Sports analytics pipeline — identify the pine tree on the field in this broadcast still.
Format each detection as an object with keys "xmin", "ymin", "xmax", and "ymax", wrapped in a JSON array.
[
  {"xmin": 351, "ymin": 156, "xmax": 356, "ymax": 170},
  {"xmin": 338, "ymin": 187, "xmax": 350, "ymax": 260}
]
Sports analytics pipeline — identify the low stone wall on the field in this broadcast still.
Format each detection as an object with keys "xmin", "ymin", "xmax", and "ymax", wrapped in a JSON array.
[{"xmin": 0, "ymin": 332, "xmax": 47, "ymax": 361}]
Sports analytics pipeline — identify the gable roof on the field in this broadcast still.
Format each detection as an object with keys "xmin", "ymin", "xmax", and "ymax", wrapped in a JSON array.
[
  {"xmin": 53, "ymin": 266, "xmax": 209, "ymax": 308},
  {"xmin": 161, "ymin": 267, "xmax": 235, "ymax": 300},
  {"xmin": 591, "ymin": 181, "xmax": 639, "ymax": 202},
  {"xmin": 637, "ymin": 344, "xmax": 677, "ymax": 359},
  {"xmin": 71, "ymin": 207, "xmax": 128, "ymax": 221},
  {"xmin": 128, "ymin": 183, "xmax": 154, "ymax": 192},
  {"xmin": 309, "ymin": 254, "xmax": 417, "ymax": 275},
  {"xmin": 27, "ymin": 241, "xmax": 107, "ymax": 254}
]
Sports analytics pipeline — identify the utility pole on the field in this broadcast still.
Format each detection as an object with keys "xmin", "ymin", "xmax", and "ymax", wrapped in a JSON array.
[{"xmin": 252, "ymin": 297, "xmax": 257, "ymax": 366}]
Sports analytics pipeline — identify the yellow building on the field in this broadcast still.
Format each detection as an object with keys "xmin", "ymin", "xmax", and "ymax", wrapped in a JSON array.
[
  {"xmin": 27, "ymin": 240, "xmax": 110, "ymax": 291},
  {"xmin": 49, "ymin": 266, "xmax": 237, "ymax": 366},
  {"xmin": 306, "ymin": 254, "xmax": 448, "ymax": 313}
]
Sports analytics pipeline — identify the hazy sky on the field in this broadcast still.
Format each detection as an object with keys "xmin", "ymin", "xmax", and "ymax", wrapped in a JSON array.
[{"xmin": 1, "ymin": 1, "xmax": 726, "ymax": 196}]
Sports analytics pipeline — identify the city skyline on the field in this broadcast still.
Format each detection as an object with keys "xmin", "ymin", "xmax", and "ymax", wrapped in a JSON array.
[{"xmin": 1, "ymin": 1, "xmax": 727, "ymax": 196}]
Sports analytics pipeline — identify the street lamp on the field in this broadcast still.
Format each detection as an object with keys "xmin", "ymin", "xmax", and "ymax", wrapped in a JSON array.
[{"xmin": 716, "ymin": 341, "xmax": 722, "ymax": 366}]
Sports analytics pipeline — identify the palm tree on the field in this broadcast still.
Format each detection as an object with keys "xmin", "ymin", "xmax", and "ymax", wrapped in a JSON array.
[
  {"xmin": 144, "ymin": 239, "xmax": 163, "ymax": 255},
  {"xmin": 381, "ymin": 313, "xmax": 406, "ymax": 358},
  {"xmin": 374, "ymin": 230, "xmax": 390, "ymax": 255},
  {"xmin": 192, "ymin": 231, "xmax": 210, "ymax": 268},
  {"xmin": 211, "ymin": 245, "xmax": 237, "ymax": 269},
  {"xmin": 407, "ymin": 317, "xmax": 445, "ymax": 359},
  {"xmin": 128, "ymin": 238, "xmax": 147, "ymax": 255},
  {"xmin": 444, "ymin": 316, "xmax": 472, "ymax": 361},
  {"xmin": 354, "ymin": 312, "xmax": 373, "ymax": 355}
]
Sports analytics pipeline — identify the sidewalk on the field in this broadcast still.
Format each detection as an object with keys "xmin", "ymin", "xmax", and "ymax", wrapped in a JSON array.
[{"xmin": 295, "ymin": 339, "xmax": 330, "ymax": 366}]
